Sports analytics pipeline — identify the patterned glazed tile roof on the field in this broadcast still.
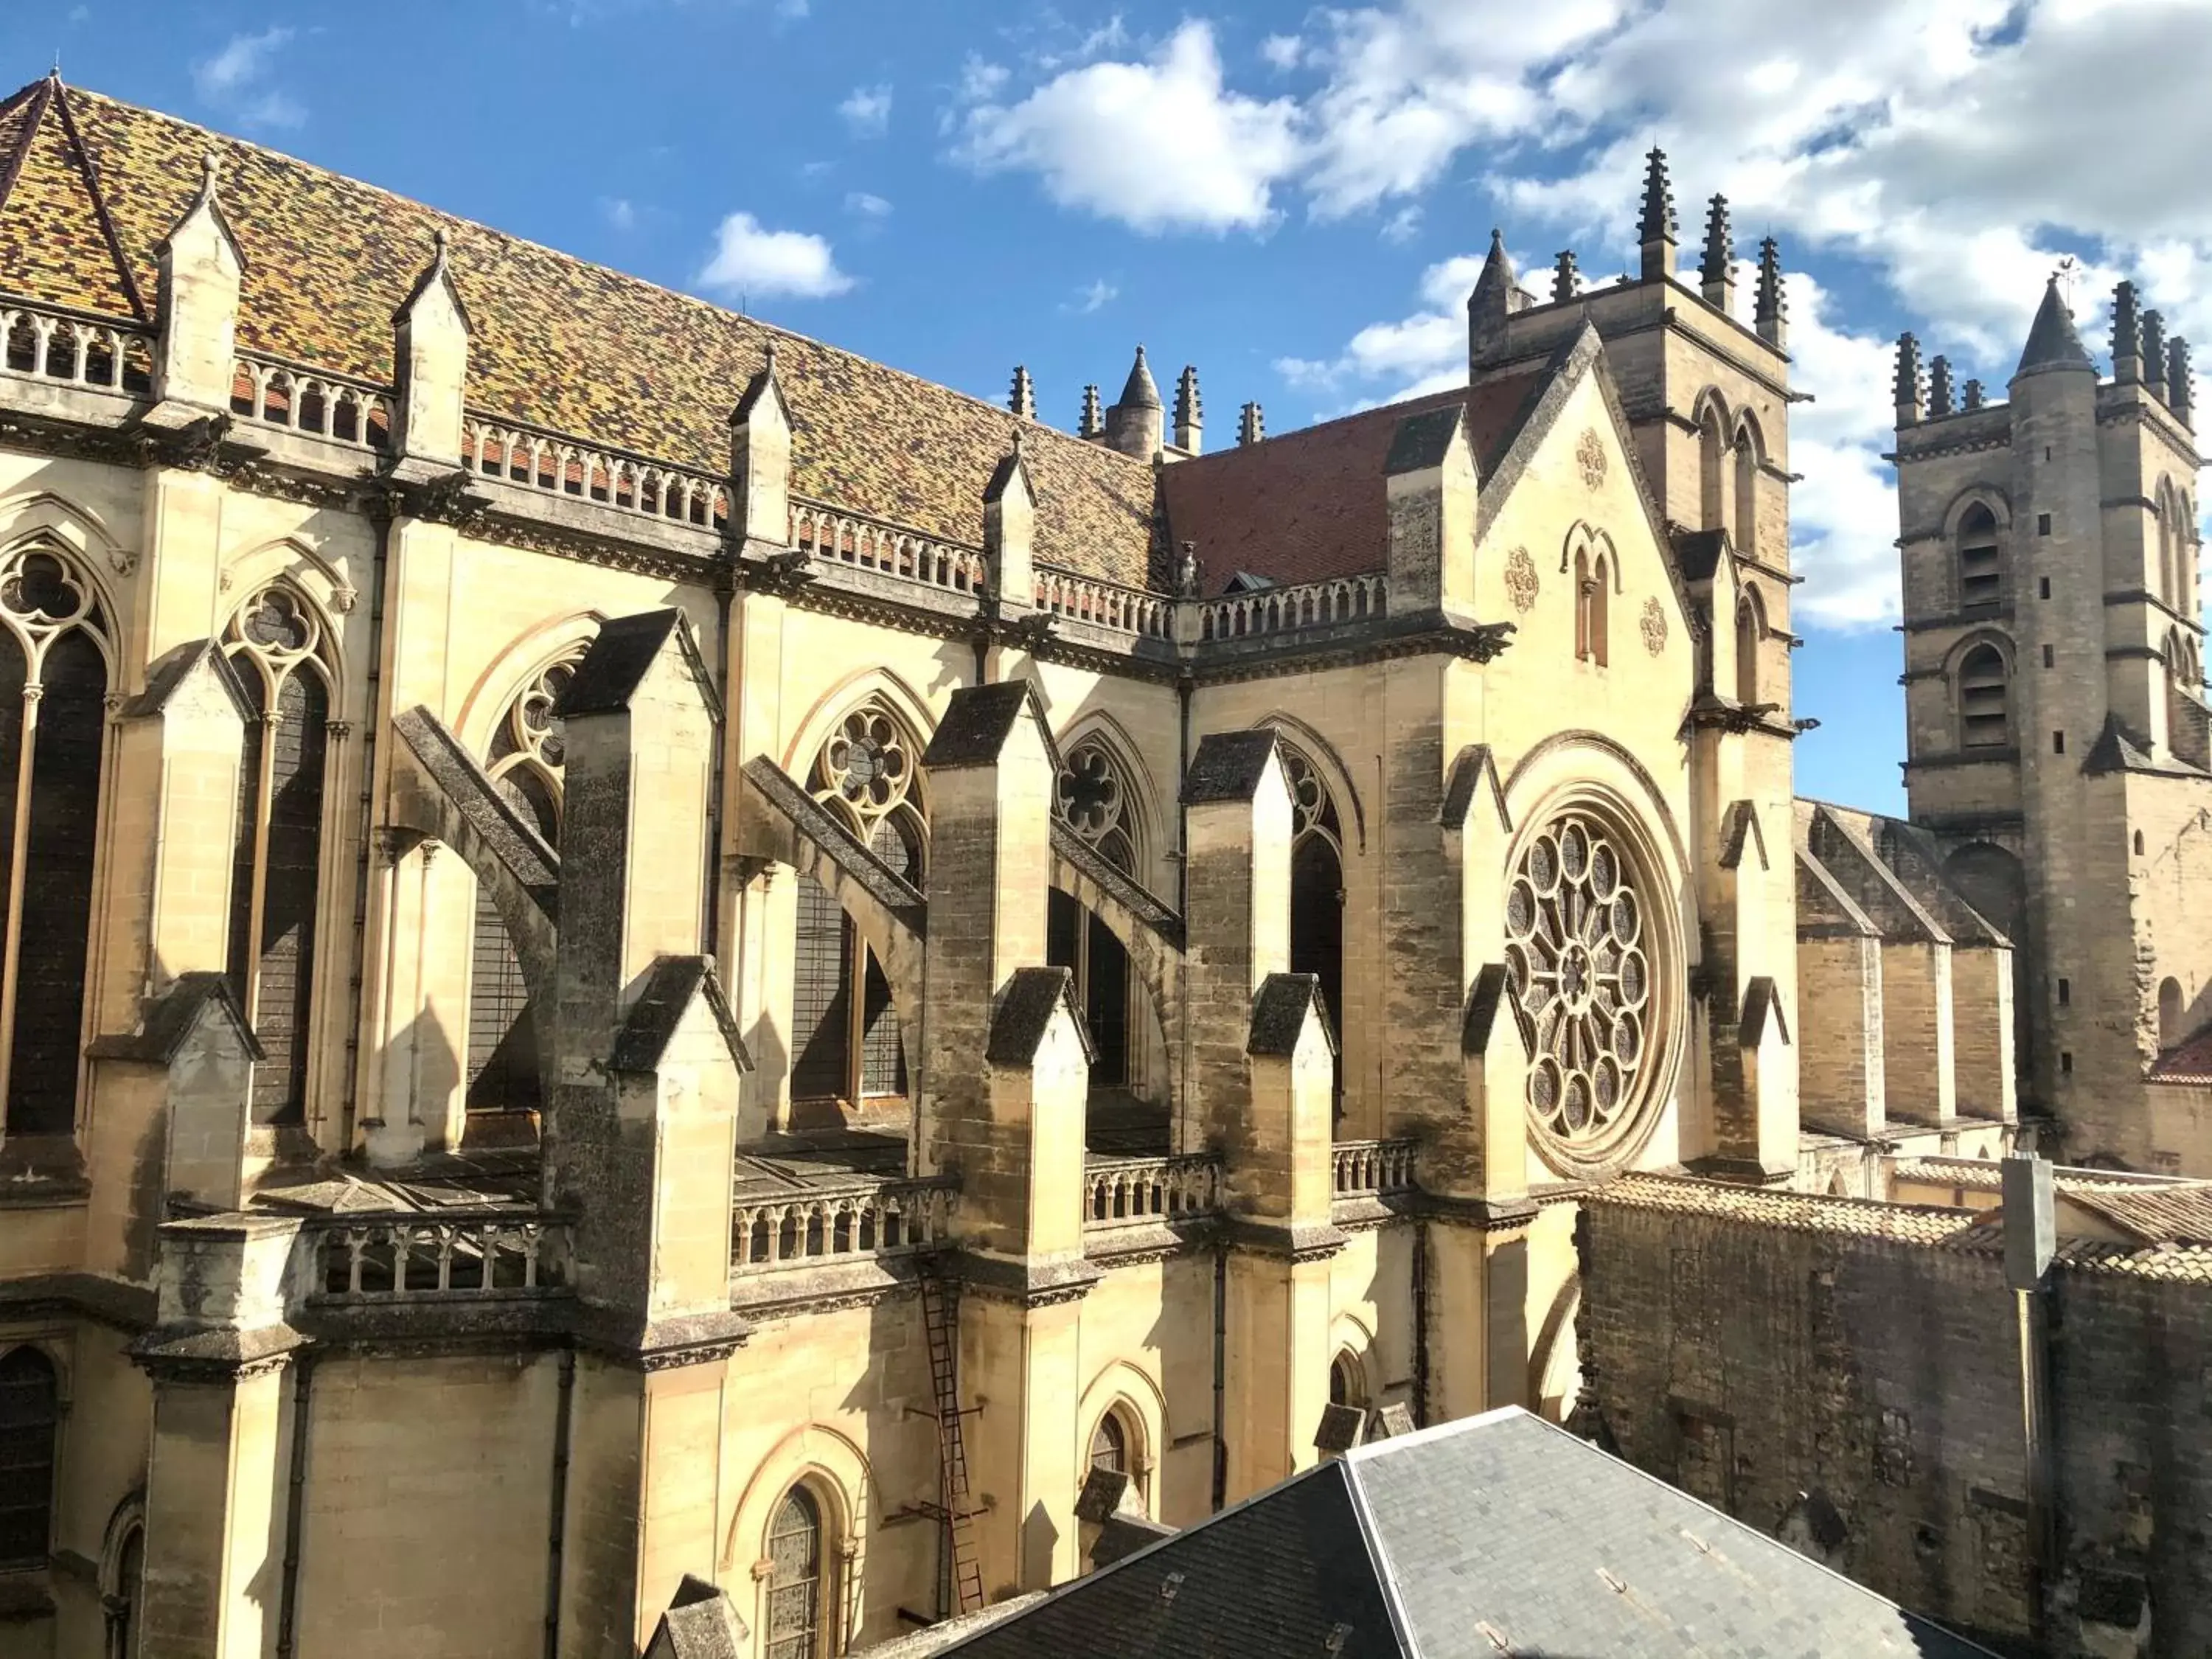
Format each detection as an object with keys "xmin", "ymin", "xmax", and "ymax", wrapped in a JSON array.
[
  {"xmin": 0, "ymin": 76, "xmax": 1159, "ymax": 586},
  {"xmin": 1156, "ymin": 368, "xmax": 1548, "ymax": 593}
]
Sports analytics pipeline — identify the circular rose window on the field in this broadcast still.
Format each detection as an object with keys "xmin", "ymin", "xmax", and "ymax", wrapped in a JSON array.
[{"xmin": 1505, "ymin": 811, "xmax": 1666, "ymax": 1171}]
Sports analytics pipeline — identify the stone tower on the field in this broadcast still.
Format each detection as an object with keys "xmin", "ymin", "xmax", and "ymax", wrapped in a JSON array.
[
  {"xmin": 1892, "ymin": 277, "xmax": 2211, "ymax": 1169},
  {"xmin": 1464, "ymin": 149, "xmax": 1801, "ymax": 1176}
]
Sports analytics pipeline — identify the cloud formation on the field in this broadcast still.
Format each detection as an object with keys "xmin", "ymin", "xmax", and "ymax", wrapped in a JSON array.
[
  {"xmin": 839, "ymin": 84, "xmax": 893, "ymax": 137},
  {"xmin": 192, "ymin": 26, "xmax": 305, "ymax": 131},
  {"xmin": 698, "ymin": 213, "xmax": 854, "ymax": 300}
]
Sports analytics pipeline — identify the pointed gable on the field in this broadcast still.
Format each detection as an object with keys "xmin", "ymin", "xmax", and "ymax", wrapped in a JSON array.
[{"xmin": 0, "ymin": 77, "xmax": 144, "ymax": 320}]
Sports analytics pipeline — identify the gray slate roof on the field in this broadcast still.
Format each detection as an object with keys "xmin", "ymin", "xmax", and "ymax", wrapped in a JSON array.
[{"xmin": 938, "ymin": 1407, "xmax": 1997, "ymax": 1659}]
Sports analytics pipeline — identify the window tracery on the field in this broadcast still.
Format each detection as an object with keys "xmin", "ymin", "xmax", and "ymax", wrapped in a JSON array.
[
  {"xmin": 1505, "ymin": 812, "xmax": 1659, "ymax": 1169},
  {"xmin": 1052, "ymin": 737, "xmax": 1141, "ymax": 1089},
  {"xmin": 1057, "ymin": 737, "xmax": 1135, "ymax": 874},
  {"xmin": 224, "ymin": 581, "xmax": 336, "ymax": 1123},
  {"xmin": 765, "ymin": 1484, "xmax": 831, "ymax": 1659},
  {"xmin": 0, "ymin": 545, "xmax": 112, "ymax": 1134},
  {"xmin": 1279, "ymin": 739, "xmax": 1345, "ymax": 1110}
]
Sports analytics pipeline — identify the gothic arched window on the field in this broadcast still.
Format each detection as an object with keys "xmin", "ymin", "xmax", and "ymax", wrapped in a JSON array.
[
  {"xmin": 793, "ymin": 702, "xmax": 925, "ymax": 1115},
  {"xmin": 1052, "ymin": 737, "xmax": 1139, "ymax": 1090},
  {"xmin": 1576, "ymin": 549, "xmax": 1610, "ymax": 667},
  {"xmin": 0, "ymin": 1345, "xmax": 59, "ymax": 1568},
  {"xmin": 1957, "ymin": 504, "xmax": 2002, "ymax": 611},
  {"xmin": 1697, "ymin": 403, "xmax": 1728, "ymax": 537},
  {"xmin": 1329, "ymin": 1349, "xmax": 1368, "ymax": 1411},
  {"xmin": 1733, "ymin": 419, "xmax": 1763, "ymax": 560},
  {"xmin": 1281, "ymin": 742, "xmax": 1344, "ymax": 1102},
  {"xmin": 1735, "ymin": 592, "xmax": 1761, "ymax": 707},
  {"xmin": 1958, "ymin": 642, "xmax": 2010, "ymax": 749},
  {"xmin": 223, "ymin": 583, "xmax": 336, "ymax": 1124},
  {"xmin": 467, "ymin": 650, "xmax": 585, "ymax": 1116},
  {"xmin": 765, "ymin": 1484, "xmax": 832, "ymax": 1659},
  {"xmin": 0, "ymin": 546, "xmax": 112, "ymax": 1136},
  {"xmin": 1087, "ymin": 1402, "xmax": 1146, "ymax": 1506}
]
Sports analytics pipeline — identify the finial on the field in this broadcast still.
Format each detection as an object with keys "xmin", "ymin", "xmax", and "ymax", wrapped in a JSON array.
[
  {"xmin": 2112, "ymin": 282, "xmax": 2143, "ymax": 384},
  {"xmin": 1238, "ymin": 401, "xmax": 1264, "ymax": 446},
  {"xmin": 1011, "ymin": 424, "xmax": 1026, "ymax": 459},
  {"xmin": 1637, "ymin": 147, "xmax": 1677, "ymax": 280},
  {"xmin": 1079, "ymin": 383, "xmax": 1103, "ymax": 439},
  {"xmin": 2169, "ymin": 336, "xmax": 2194, "ymax": 428},
  {"xmin": 1009, "ymin": 364, "xmax": 1036, "ymax": 420},
  {"xmin": 1893, "ymin": 333, "xmax": 1924, "ymax": 427},
  {"xmin": 1927, "ymin": 355, "xmax": 1954, "ymax": 417},
  {"xmin": 1963, "ymin": 378, "xmax": 1986, "ymax": 410},
  {"xmin": 2144, "ymin": 310, "xmax": 2168, "ymax": 403},
  {"xmin": 1754, "ymin": 236, "xmax": 1787, "ymax": 348},
  {"xmin": 434, "ymin": 225, "xmax": 450, "ymax": 254},
  {"xmin": 1699, "ymin": 194, "xmax": 1734, "ymax": 312},
  {"xmin": 1551, "ymin": 250, "xmax": 1579, "ymax": 303}
]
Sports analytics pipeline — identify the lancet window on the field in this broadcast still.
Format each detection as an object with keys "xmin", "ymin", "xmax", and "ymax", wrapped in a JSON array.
[
  {"xmin": 1575, "ymin": 546, "xmax": 1610, "ymax": 666},
  {"xmin": 1051, "ymin": 737, "xmax": 1139, "ymax": 1089},
  {"xmin": 1957, "ymin": 504, "xmax": 2003, "ymax": 612},
  {"xmin": 1735, "ymin": 592, "xmax": 1761, "ymax": 707},
  {"xmin": 468, "ymin": 651, "xmax": 585, "ymax": 1114},
  {"xmin": 1733, "ymin": 419, "xmax": 1762, "ymax": 560},
  {"xmin": 765, "ymin": 1484, "xmax": 832, "ymax": 1659},
  {"xmin": 0, "ymin": 546, "xmax": 112, "ymax": 1137},
  {"xmin": 1281, "ymin": 742, "xmax": 1345, "ymax": 1099},
  {"xmin": 1958, "ymin": 643, "xmax": 2010, "ymax": 750},
  {"xmin": 0, "ymin": 1345, "xmax": 58, "ymax": 1567},
  {"xmin": 223, "ymin": 583, "xmax": 336, "ymax": 1123},
  {"xmin": 793, "ymin": 702, "xmax": 926, "ymax": 1113}
]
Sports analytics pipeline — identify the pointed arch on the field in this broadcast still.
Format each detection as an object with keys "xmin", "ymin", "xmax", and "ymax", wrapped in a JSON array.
[
  {"xmin": 219, "ymin": 533, "xmax": 361, "ymax": 640},
  {"xmin": 1693, "ymin": 389, "xmax": 1732, "ymax": 538},
  {"xmin": 1051, "ymin": 728, "xmax": 1146, "ymax": 1091},
  {"xmin": 779, "ymin": 666, "xmax": 939, "ymax": 779},
  {"xmin": 1250, "ymin": 712, "xmax": 1366, "ymax": 852},
  {"xmin": 1733, "ymin": 414, "xmax": 1764, "ymax": 560},
  {"xmin": 1051, "ymin": 709, "xmax": 1167, "ymax": 884},
  {"xmin": 1736, "ymin": 582, "xmax": 1766, "ymax": 706},
  {"xmin": 1952, "ymin": 633, "xmax": 2013, "ymax": 750},
  {"xmin": 452, "ymin": 610, "xmax": 610, "ymax": 754},
  {"xmin": 723, "ymin": 1422, "xmax": 874, "ymax": 1656}
]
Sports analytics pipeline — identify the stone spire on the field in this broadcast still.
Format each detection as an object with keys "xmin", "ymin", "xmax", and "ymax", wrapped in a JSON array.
[
  {"xmin": 1078, "ymin": 383, "xmax": 1103, "ymax": 439},
  {"xmin": 1008, "ymin": 364, "xmax": 1036, "ymax": 420},
  {"xmin": 2143, "ymin": 311, "xmax": 2169, "ymax": 403},
  {"xmin": 1173, "ymin": 363, "xmax": 1203, "ymax": 454},
  {"xmin": 2169, "ymin": 336, "xmax": 2194, "ymax": 428},
  {"xmin": 1963, "ymin": 378, "xmax": 1986, "ymax": 410},
  {"xmin": 1238, "ymin": 401, "xmax": 1265, "ymax": 447},
  {"xmin": 1893, "ymin": 333, "xmax": 1924, "ymax": 427},
  {"xmin": 1467, "ymin": 229, "xmax": 1520, "ymax": 371},
  {"xmin": 1753, "ymin": 236, "xmax": 1787, "ymax": 349},
  {"xmin": 1551, "ymin": 250, "xmax": 1579, "ymax": 304},
  {"xmin": 2112, "ymin": 282, "xmax": 2143, "ymax": 385},
  {"xmin": 1103, "ymin": 346, "xmax": 1164, "ymax": 458},
  {"xmin": 1638, "ymin": 146, "xmax": 1678, "ymax": 282},
  {"xmin": 1699, "ymin": 193, "xmax": 1734, "ymax": 313},
  {"xmin": 1927, "ymin": 355, "xmax": 1955, "ymax": 417},
  {"xmin": 2014, "ymin": 276, "xmax": 2094, "ymax": 380}
]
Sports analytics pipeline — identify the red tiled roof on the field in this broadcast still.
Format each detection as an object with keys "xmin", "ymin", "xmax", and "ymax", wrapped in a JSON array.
[
  {"xmin": 2150, "ymin": 1024, "xmax": 2212, "ymax": 1085},
  {"xmin": 0, "ymin": 77, "xmax": 1160, "ymax": 585},
  {"xmin": 1157, "ymin": 370, "xmax": 1547, "ymax": 594},
  {"xmin": 2061, "ymin": 1184, "xmax": 2212, "ymax": 1246}
]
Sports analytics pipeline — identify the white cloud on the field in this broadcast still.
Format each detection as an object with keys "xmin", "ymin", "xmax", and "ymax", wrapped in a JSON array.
[
  {"xmin": 776, "ymin": 0, "xmax": 810, "ymax": 16},
  {"xmin": 1065, "ymin": 278, "xmax": 1119, "ymax": 314},
  {"xmin": 1261, "ymin": 33, "xmax": 1304, "ymax": 71},
  {"xmin": 192, "ymin": 26, "xmax": 305, "ymax": 129},
  {"xmin": 954, "ymin": 21, "xmax": 1302, "ymax": 233},
  {"xmin": 1380, "ymin": 205, "xmax": 1422, "ymax": 244},
  {"xmin": 839, "ymin": 84, "xmax": 893, "ymax": 137},
  {"xmin": 697, "ymin": 213, "xmax": 854, "ymax": 300},
  {"xmin": 600, "ymin": 197, "xmax": 638, "ymax": 232},
  {"xmin": 844, "ymin": 191, "xmax": 893, "ymax": 218}
]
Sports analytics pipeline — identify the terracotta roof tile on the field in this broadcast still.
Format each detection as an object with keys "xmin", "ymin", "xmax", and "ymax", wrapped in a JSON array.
[
  {"xmin": 2059, "ymin": 1184, "xmax": 2212, "ymax": 1246},
  {"xmin": 1157, "ymin": 370, "xmax": 1546, "ymax": 594},
  {"xmin": 1, "ymin": 79, "xmax": 1158, "ymax": 585},
  {"xmin": 2149, "ymin": 1023, "xmax": 2212, "ymax": 1085}
]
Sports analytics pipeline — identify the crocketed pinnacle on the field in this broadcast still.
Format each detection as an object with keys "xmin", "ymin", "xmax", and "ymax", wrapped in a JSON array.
[
  {"xmin": 1008, "ymin": 364, "xmax": 1036, "ymax": 420},
  {"xmin": 2112, "ymin": 281, "xmax": 2143, "ymax": 380},
  {"xmin": 2169, "ymin": 336, "xmax": 2194, "ymax": 427},
  {"xmin": 1893, "ymin": 333, "xmax": 1923, "ymax": 422},
  {"xmin": 2014, "ymin": 276, "xmax": 2094, "ymax": 378},
  {"xmin": 1238, "ymin": 401, "xmax": 1265, "ymax": 445},
  {"xmin": 1699, "ymin": 194, "xmax": 1733, "ymax": 288},
  {"xmin": 1078, "ymin": 383, "xmax": 1103, "ymax": 438},
  {"xmin": 1927, "ymin": 355, "xmax": 1954, "ymax": 417},
  {"xmin": 1174, "ymin": 364, "xmax": 1201, "ymax": 428},
  {"xmin": 1754, "ymin": 238, "xmax": 1786, "ymax": 324},
  {"xmin": 1551, "ymin": 249, "xmax": 1579, "ymax": 303},
  {"xmin": 1638, "ymin": 147, "xmax": 1677, "ymax": 247}
]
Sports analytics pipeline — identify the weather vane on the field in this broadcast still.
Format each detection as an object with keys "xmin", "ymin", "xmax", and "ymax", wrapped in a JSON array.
[{"xmin": 2054, "ymin": 255, "xmax": 2078, "ymax": 308}]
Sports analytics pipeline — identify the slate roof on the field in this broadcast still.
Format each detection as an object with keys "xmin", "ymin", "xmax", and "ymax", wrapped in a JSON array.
[
  {"xmin": 1157, "ymin": 369, "xmax": 1548, "ymax": 593},
  {"xmin": 939, "ymin": 1407, "xmax": 1996, "ymax": 1658},
  {"xmin": 0, "ymin": 74, "xmax": 1158, "ymax": 586},
  {"xmin": 2014, "ymin": 277, "xmax": 2095, "ymax": 378}
]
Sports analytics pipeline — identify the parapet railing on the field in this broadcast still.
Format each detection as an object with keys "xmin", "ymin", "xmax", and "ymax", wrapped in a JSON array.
[
  {"xmin": 1198, "ymin": 571, "xmax": 1387, "ymax": 641},
  {"xmin": 465, "ymin": 414, "xmax": 730, "ymax": 530},
  {"xmin": 231, "ymin": 352, "xmax": 394, "ymax": 451},
  {"xmin": 1332, "ymin": 1138, "xmax": 1419, "ymax": 1197},
  {"xmin": 731, "ymin": 1174, "xmax": 958, "ymax": 1273},
  {"xmin": 304, "ymin": 1210, "xmax": 571, "ymax": 1304},
  {"xmin": 1034, "ymin": 565, "xmax": 1175, "ymax": 639},
  {"xmin": 1, "ymin": 302, "xmax": 153, "ymax": 394},
  {"xmin": 1083, "ymin": 1152, "xmax": 1222, "ymax": 1230},
  {"xmin": 790, "ymin": 498, "xmax": 986, "ymax": 594}
]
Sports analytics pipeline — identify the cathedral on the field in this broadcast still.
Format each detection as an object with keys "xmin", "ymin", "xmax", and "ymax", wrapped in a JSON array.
[{"xmin": 0, "ymin": 69, "xmax": 2200, "ymax": 1659}]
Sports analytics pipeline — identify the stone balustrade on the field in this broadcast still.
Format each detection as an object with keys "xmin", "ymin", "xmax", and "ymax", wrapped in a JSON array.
[
  {"xmin": 1198, "ymin": 571, "xmax": 1387, "ymax": 641},
  {"xmin": 305, "ymin": 1211, "xmax": 570, "ymax": 1304},
  {"xmin": 231, "ymin": 352, "xmax": 394, "ymax": 450},
  {"xmin": 1083, "ymin": 1152, "xmax": 1222, "ymax": 1229},
  {"xmin": 1332, "ymin": 1138, "xmax": 1419, "ymax": 1197},
  {"xmin": 731, "ymin": 1175, "xmax": 957, "ymax": 1273},
  {"xmin": 1, "ymin": 302, "xmax": 153, "ymax": 394},
  {"xmin": 465, "ymin": 415, "xmax": 728, "ymax": 529},
  {"xmin": 790, "ymin": 498, "xmax": 986, "ymax": 594},
  {"xmin": 1034, "ymin": 565, "xmax": 1174, "ymax": 638}
]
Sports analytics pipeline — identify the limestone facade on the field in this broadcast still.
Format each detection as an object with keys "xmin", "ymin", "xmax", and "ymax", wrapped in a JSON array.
[{"xmin": 0, "ymin": 81, "xmax": 2067, "ymax": 1659}]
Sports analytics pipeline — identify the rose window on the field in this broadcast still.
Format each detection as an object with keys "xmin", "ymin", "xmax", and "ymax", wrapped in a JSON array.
[
  {"xmin": 819, "ymin": 708, "xmax": 914, "ymax": 823},
  {"xmin": 1505, "ymin": 814, "xmax": 1652, "ymax": 1151}
]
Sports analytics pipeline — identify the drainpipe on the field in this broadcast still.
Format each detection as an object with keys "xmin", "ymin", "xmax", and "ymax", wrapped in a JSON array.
[
  {"xmin": 274, "ymin": 1352, "xmax": 315, "ymax": 1659},
  {"xmin": 543, "ymin": 1348, "xmax": 576, "ymax": 1659},
  {"xmin": 2003, "ymin": 1151, "xmax": 2057, "ymax": 1644}
]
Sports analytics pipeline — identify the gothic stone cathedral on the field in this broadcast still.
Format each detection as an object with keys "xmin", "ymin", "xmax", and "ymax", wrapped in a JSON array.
[{"xmin": 0, "ymin": 72, "xmax": 2202, "ymax": 1659}]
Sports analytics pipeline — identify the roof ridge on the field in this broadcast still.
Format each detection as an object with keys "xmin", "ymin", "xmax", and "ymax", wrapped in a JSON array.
[
  {"xmin": 55, "ymin": 79, "xmax": 1149, "ymax": 475},
  {"xmin": 0, "ymin": 74, "xmax": 54, "ymax": 224},
  {"xmin": 43, "ymin": 76, "xmax": 146, "ymax": 319}
]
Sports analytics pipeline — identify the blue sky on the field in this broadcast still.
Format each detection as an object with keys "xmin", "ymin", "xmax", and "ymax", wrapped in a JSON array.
[{"xmin": 10, "ymin": 0, "xmax": 2212, "ymax": 813}]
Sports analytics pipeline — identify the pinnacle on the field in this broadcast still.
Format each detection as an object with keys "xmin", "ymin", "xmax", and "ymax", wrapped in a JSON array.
[
  {"xmin": 1638, "ymin": 147, "xmax": 1677, "ymax": 246},
  {"xmin": 1117, "ymin": 344, "xmax": 1160, "ymax": 410},
  {"xmin": 2014, "ymin": 276, "xmax": 2094, "ymax": 378},
  {"xmin": 1699, "ymin": 194, "xmax": 1733, "ymax": 286}
]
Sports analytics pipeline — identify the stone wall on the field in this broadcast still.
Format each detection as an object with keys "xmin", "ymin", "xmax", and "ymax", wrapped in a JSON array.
[{"xmin": 1579, "ymin": 1186, "xmax": 2212, "ymax": 1657}]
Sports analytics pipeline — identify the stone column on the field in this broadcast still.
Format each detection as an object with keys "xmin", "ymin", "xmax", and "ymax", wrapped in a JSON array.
[{"xmin": 133, "ymin": 1214, "xmax": 305, "ymax": 1659}]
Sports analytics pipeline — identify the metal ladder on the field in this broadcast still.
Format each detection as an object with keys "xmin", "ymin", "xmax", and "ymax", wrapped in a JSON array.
[{"xmin": 919, "ymin": 1268, "xmax": 984, "ymax": 1616}]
